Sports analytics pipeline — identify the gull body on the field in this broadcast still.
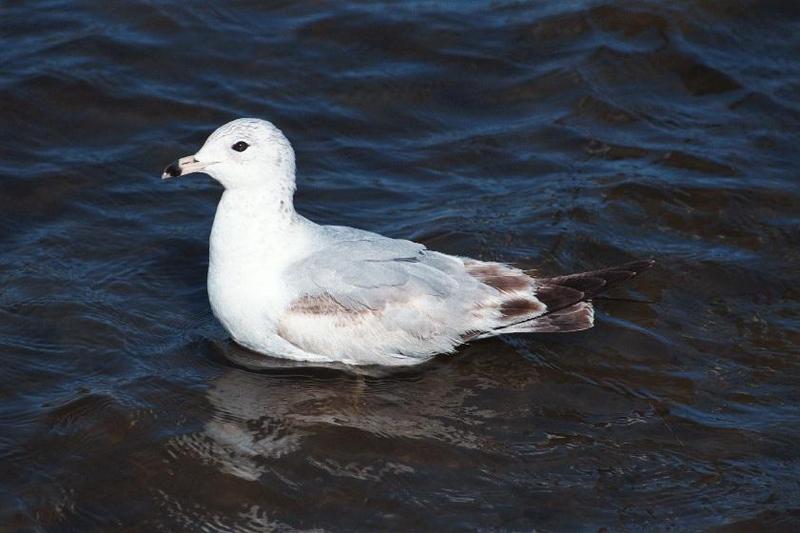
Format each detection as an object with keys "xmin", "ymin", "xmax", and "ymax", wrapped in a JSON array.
[{"xmin": 163, "ymin": 118, "xmax": 652, "ymax": 366}]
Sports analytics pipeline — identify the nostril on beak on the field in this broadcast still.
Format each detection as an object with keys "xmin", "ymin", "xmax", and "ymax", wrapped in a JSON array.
[{"xmin": 163, "ymin": 161, "xmax": 182, "ymax": 179}]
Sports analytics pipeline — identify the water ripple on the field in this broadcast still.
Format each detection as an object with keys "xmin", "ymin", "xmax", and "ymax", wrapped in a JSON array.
[{"xmin": 1, "ymin": 0, "xmax": 800, "ymax": 530}]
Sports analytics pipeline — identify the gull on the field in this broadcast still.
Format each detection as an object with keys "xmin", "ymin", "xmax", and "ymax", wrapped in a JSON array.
[{"xmin": 163, "ymin": 118, "xmax": 653, "ymax": 366}]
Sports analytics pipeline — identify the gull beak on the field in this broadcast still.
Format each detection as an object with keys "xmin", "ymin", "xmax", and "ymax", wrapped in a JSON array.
[{"xmin": 162, "ymin": 155, "xmax": 212, "ymax": 180}]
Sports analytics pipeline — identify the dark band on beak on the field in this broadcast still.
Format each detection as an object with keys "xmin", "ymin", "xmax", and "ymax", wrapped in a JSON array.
[
  {"xmin": 161, "ymin": 155, "xmax": 212, "ymax": 180},
  {"xmin": 163, "ymin": 161, "xmax": 182, "ymax": 178}
]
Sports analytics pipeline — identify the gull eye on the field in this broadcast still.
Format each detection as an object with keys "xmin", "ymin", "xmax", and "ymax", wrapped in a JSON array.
[{"xmin": 232, "ymin": 141, "xmax": 249, "ymax": 152}]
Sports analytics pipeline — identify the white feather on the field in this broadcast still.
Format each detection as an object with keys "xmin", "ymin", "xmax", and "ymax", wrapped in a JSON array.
[{"xmin": 176, "ymin": 119, "xmax": 576, "ymax": 366}]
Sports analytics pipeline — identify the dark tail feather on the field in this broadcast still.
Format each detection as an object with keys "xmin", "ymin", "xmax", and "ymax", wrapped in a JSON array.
[
  {"xmin": 494, "ymin": 259, "xmax": 654, "ymax": 334},
  {"xmin": 540, "ymin": 259, "xmax": 655, "ymax": 309}
]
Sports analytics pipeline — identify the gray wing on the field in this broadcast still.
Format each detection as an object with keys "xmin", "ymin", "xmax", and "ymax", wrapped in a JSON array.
[
  {"xmin": 279, "ymin": 226, "xmax": 498, "ymax": 362},
  {"xmin": 278, "ymin": 225, "xmax": 652, "ymax": 363},
  {"xmin": 287, "ymin": 225, "xmax": 471, "ymax": 311}
]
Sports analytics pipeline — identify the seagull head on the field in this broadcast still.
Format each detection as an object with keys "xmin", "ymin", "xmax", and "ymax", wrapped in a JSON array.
[{"xmin": 162, "ymin": 118, "xmax": 296, "ymax": 190}]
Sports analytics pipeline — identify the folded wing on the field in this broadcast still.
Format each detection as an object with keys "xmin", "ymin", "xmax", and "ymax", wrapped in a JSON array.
[{"xmin": 278, "ymin": 224, "xmax": 653, "ymax": 363}]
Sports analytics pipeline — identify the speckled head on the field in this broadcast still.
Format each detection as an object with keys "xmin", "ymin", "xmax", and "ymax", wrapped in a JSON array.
[{"xmin": 162, "ymin": 118, "xmax": 296, "ymax": 191}]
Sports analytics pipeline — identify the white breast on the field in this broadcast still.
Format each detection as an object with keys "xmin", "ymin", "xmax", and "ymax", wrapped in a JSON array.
[{"xmin": 207, "ymin": 190, "xmax": 309, "ymax": 347}]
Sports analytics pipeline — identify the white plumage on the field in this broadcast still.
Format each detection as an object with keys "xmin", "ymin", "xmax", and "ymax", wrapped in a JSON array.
[{"xmin": 163, "ymin": 118, "xmax": 652, "ymax": 366}]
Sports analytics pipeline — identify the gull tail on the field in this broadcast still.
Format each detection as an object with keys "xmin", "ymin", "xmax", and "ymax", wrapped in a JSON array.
[{"xmin": 488, "ymin": 259, "xmax": 655, "ymax": 336}]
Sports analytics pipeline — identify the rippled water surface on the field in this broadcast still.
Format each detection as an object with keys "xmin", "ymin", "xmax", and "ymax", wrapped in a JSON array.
[{"xmin": 3, "ymin": 1, "xmax": 800, "ymax": 530}]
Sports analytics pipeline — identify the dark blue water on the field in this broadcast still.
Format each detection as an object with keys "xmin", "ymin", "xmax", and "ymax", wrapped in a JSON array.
[{"xmin": 2, "ymin": 1, "xmax": 800, "ymax": 530}]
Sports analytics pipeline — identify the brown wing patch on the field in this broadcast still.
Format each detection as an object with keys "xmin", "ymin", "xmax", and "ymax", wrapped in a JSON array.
[
  {"xmin": 284, "ymin": 294, "xmax": 377, "ymax": 326},
  {"xmin": 278, "ymin": 294, "xmax": 384, "ymax": 348},
  {"xmin": 500, "ymin": 297, "xmax": 546, "ymax": 318},
  {"xmin": 464, "ymin": 260, "xmax": 532, "ymax": 293},
  {"xmin": 488, "ymin": 259, "xmax": 653, "ymax": 336},
  {"xmin": 287, "ymin": 294, "xmax": 349, "ymax": 315}
]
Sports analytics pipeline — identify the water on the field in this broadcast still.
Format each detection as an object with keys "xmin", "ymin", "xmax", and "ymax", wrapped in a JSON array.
[{"xmin": 2, "ymin": 0, "xmax": 800, "ymax": 530}]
